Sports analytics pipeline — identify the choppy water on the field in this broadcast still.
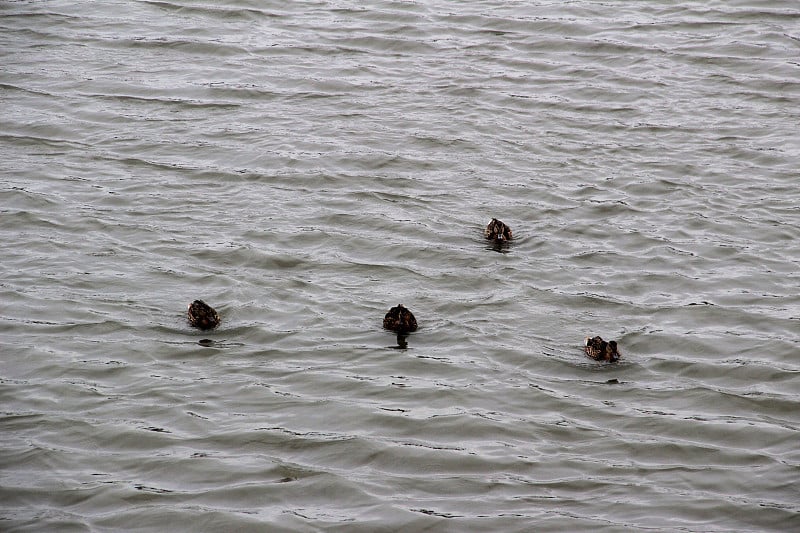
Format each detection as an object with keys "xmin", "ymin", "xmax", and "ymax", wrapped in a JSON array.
[{"xmin": 2, "ymin": 1, "xmax": 799, "ymax": 531}]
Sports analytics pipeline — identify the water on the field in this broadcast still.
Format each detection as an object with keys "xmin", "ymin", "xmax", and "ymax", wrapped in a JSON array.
[{"xmin": 2, "ymin": 1, "xmax": 799, "ymax": 531}]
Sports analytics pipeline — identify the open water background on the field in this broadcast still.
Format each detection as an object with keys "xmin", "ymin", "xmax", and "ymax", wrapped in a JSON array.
[{"xmin": 1, "ymin": 1, "xmax": 799, "ymax": 531}]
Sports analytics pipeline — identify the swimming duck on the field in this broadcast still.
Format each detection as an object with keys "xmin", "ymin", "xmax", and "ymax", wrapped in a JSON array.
[
  {"xmin": 188, "ymin": 300, "xmax": 220, "ymax": 330},
  {"xmin": 585, "ymin": 336, "xmax": 620, "ymax": 362},
  {"xmin": 383, "ymin": 304, "xmax": 418, "ymax": 334},
  {"xmin": 485, "ymin": 218, "xmax": 512, "ymax": 242}
]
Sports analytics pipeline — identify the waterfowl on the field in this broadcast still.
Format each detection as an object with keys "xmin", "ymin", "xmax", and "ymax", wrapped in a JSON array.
[
  {"xmin": 585, "ymin": 336, "xmax": 620, "ymax": 362},
  {"xmin": 188, "ymin": 300, "xmax": 220, "ymax": 330},
  {"xmin": 383, "ymin": 304, "xmax": 418, "ymax": 334},
  {"xmin": 485, "ymin": 218, "xmax": 512, "ymax": 242}
]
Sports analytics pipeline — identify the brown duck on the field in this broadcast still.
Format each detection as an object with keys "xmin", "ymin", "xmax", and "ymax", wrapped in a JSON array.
[
  {"xmin": 485, "ymin": 218, "xmax": 512, "ymax": 242},
  {"xmin": 188, "ymin": 300, "xmax": 220, "ymax": 330},
  {"xmin": 383, "ymin": 304, "xmax": 418, "ymax": 334},
  {"xmin": 585, "ymin": 336, "xmax": 620, "ymax": 362}
]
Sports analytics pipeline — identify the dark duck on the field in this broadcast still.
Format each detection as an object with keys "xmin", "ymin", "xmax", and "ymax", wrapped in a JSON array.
[
  {"xmin": 383, "ymin": 304, "xmax": 418, "ymax": 334},
  {"xmin": 585, "ymin": 336, "xmax": 620, "ymax": 362},
  {"xmin": 485, "ymin": 218, "xmax": 512, "ymax": 242},
  {"xmin": 188, "ymin": 300, "xmax": 220, "ymax": 330}
]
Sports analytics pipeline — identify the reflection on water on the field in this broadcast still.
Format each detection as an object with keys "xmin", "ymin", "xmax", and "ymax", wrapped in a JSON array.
[
  {"xmin": 393, "ymin": 334, "xmax": 409, "ymax": 350},
  {"xmin": 487, "ymin": 240, "xmax": 513, "ymax": 254}
]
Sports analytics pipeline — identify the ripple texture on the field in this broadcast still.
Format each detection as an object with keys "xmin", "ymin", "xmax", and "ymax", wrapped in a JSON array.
[{"xmin": 1, "ymin": 1, "xmax": 799, "ymax": 531}]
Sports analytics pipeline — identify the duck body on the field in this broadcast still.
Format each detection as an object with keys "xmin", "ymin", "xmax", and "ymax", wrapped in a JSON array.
[
  {"xmin": 585, "ymin": 336, "xmax": 620, "ymax": 362},
  {"xmin": 188, "ymin": 300, "xmax": 220, "ymax": 330},
  {"xmin": 383, "ymin": 304, "xmax": 418, "ymax": 334},
  {"xmin": 485, "ymin": 218, "xmax": 512, "ymax": 242}
]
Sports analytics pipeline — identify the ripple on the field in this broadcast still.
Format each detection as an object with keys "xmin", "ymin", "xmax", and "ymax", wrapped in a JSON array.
[{"xmin": 2, "ymin": 0, "xmax": 799, "ymax": 530}]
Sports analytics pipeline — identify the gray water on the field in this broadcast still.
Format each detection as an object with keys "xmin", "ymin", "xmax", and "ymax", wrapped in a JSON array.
[{"xmin": 1, "ymin": 1, "xmax": 799, "ymax": 531}]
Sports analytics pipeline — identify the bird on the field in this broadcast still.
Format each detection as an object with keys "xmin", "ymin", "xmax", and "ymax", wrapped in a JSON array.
[
  {"xmin": 383, "ymin": 304, "xmax": 418, "ymax": 334},
  {"xmin": 188, "ymin": 300, "xmax": 220, "ymax": 330},
  {"xmin": 485, "ymin": 218, "xmax": 512, "ymax": 242},
  {"xmin": 584, "ymin": 336, "xmax": 620, "ymax": 362}
]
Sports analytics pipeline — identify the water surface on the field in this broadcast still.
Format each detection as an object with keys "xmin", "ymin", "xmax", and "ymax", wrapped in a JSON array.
[{"xmin": 1, "ymin": 1, "xmax": 799, "ymax": 531}]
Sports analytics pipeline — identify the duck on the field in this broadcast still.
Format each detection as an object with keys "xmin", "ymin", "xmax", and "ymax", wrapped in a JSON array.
[
  {"xmin": 585, "ymin": 336, "xmax": 620, "ymax": 362},
  {"xmin": 485, "ymin": 218, "xmax": 512, "ymax": 242},
  {"xmin": 188, "ymin": 300, "xmax": 220, "ymax": 330},
  {"xmin": 383, "ymin": 304, "xmax": 418, "ymax": 334}
]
